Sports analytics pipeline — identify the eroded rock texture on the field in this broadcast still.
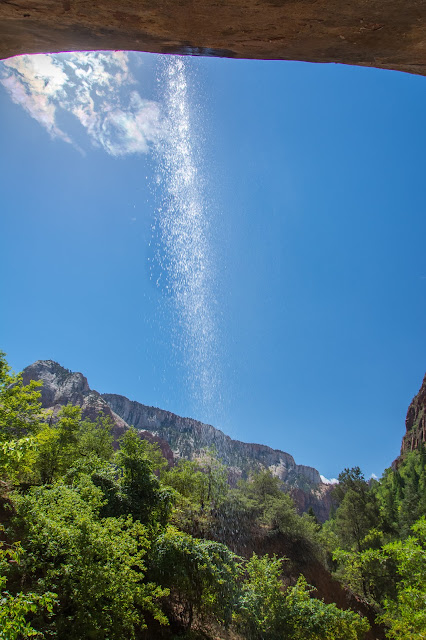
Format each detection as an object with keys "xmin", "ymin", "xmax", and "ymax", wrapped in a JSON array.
[
  {"xmin": 103, "ymin": 391, "xmax": 322, "ymax": 488},
  {"xmin": 23, "ymin": 360, "xmax": 330, "ymax": 519},
  {"xmin": 22, "ymin": 360, "xmax": 175, "ymax": 464},
  {"xmin": 401, "ymin": 373, "xmax": 426, "ymax": 454},
  {"xmin": 1, "ymin": 0, "xmax": 426, "ymax": 75}
]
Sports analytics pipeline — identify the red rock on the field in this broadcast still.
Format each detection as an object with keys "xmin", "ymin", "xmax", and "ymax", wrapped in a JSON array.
[
  {"xmin": 400, "ymin": 373, "xmax": 426, "ymax": 455},
  {"xmin": 1, "ymin": 0, "xmax": 426, "ymax": 76}
]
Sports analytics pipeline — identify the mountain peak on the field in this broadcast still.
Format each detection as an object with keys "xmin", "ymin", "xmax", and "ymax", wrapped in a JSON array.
[{"xmin": 22, "ymin": 359, "xmax": 332, "ymax": 518}]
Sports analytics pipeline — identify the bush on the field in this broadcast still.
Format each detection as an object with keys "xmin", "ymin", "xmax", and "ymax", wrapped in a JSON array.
[
  {"xmin": 236, "ymin": 553, "xmax": 370, "ymax": 640},
  {"xmin": 13, "ymin": 482, "xmax": 168, "ymax": 639},
  {"xmin": 149, "ymin": 526, "xmax": 241, "ymax": 631}
]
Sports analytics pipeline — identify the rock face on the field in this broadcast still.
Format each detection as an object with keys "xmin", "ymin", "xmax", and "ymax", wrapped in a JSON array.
[
  {"xmin": 401, "ymin": 373, "xmax": 426, "ymax": 454},
  {"xmin": 290, "ymin": 484, "xmax": 334, "ymax": 525},
  {"xmin": 22, "ymin": 360, "xmax": 175, "ymax": 464},
  {"xmin": 103, "ymin": 392, "xmax": 321, "ymax": 488},
  {"xmin": 1, "ymin": 0, "xmax": 426, "ymax": 76},
  {"xmin": 23, "ymin": 360, "xmax": 329, "ymax": 517}
]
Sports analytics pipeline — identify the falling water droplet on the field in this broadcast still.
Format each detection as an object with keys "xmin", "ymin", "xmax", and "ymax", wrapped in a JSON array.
[{"xmin": 153, "ymin": 55, "xmax": 220, "ymax": 413}]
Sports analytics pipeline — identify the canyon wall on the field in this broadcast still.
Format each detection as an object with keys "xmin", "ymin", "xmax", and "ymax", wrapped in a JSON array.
[
  {"xmin": 102, "ymin": 391, "xmax": 321, "ymax": 487},
  {"xmin": 23, "ymin": 360, "xmax": 328, "ymax": 516},
  {"xmin": 401, "ymin": 373, "xmax": 426, "ymax": 454}
]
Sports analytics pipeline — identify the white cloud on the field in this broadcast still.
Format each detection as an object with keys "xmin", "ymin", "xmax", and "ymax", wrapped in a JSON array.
[
  {"xmin": 0, "ymin": 51, "xmax": 162, "ymax": 156},
  {"xmin": 320, "ymin": 475, "xmax": 338, "ymax": 485}
]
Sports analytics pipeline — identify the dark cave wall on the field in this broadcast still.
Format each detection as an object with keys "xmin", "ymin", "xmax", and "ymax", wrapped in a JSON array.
[{"xmin": 1, "ymin": 0, "xmax": 426, "ymax": 75}]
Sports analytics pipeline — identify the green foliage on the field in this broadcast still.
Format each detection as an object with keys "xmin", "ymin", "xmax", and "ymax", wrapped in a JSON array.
[
  {"xmin": 0, "ymin": 436, "xmax": 37, "ymax": 484},
  {"xmin": 149, "ymin": 526, "xmax": 241, "ymax": 631},
  {"xmin": 331, "ymin": 467, "xmax": 380, "ymax": 552},
  {"xmin": 162, "ymin": 450, "xmax": 229, "ymax": 535},
  {"xmin": 378, "ymin": 517, "xmax": 426, "ymax": 639},
  {"xmin": 397, "ymin": 452, "xmax": 426, "ymax": 536},
  {"xmin": 264, "ymin": 491, "xmax": 317, "ymax": 540},
  {"xmin": 236, "ymin": 553, "xmax": 369, "ymax": 640},
  {"xmin": 163, "ymin": 459, "xmax": 207, "ymax": 505},
  {"xmin": 236, "ymin": 553, "xmax": 286, "ymax": 639},
  {"xmin": 245, "ymin": 468, "xmax": 283, "ymax": 502},
  {"xmin": 333, "ymin": 467, "xmax": 366, "ymax": 502},
  {"xmin": 208, "ymin": 487, "xmax": 257, "ymax": 546},
  {"xmin": 195, "ymin": 448, "xmax": 229, "ymax": 511},
  {"xmin": 283, "ymin": 575, "xmax": 370, "ymax": 640},
  {"xmin": 329, "ymin": 457, "xmax": 426, "ymax": 637},
  {"xmin": 0, "ymin": 352, "xmax": 42, "ymax": 442},
  {"xmin": 163, "ymin": 451, "xmax": 228, "ymax": 509},
  {"xmin": 32, "ymin": 405, "xmax": 81, "ymax": 484},
  {"xmin": 0, "ymin": 352, "xmax": 375, "ymax": 639},
  {"xmin": 13, "ymin": 481, "xmax": 168, "ymax": 639},
  {"xmin": 238, "ymin": 470, "xmax": 324, "ymax": 556},
  {"xmin": 77, "ymin": 416, "xmax": 112, "ymax": 458},
  {"xmin": 0, "ymin": 533, "xmax": 56, "ymax": 640},
  {"xmin": 372, "ymin": 451, "xmax": 426, "ymax": 538},
  {"xmin": 26, "ymin": 406, "xmax": 114, "ymax": 485},
  {"xmin": 332, "ymin": 544, "xmax": 397, "ymax": 605},
  {"xmin": 115, "ymin": 427, "xmax": 174, "ymax": 527}
]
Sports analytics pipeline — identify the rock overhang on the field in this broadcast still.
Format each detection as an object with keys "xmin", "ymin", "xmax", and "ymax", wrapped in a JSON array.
[{"xmin": 0, "ymin": 0, "xmax": 426, "ymax": 75}]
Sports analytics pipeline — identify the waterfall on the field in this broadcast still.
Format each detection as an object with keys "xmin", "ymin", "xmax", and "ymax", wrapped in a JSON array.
[{"xmin": 154, "ymin": 55, "xmax": 219, "ymax": 412}]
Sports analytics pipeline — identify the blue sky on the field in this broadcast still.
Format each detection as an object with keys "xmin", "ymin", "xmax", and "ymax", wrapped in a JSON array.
[{"xmin": 1, "ymin": 51, "xmax": 425, "ymax": 481}]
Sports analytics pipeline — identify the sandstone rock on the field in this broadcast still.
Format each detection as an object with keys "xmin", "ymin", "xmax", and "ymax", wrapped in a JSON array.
[
  {"xmin": 1, "ymin": 0, "xmax": 426, "ymax": 76},
  {"xmin": 22, "ymin": 360, "xmax": 175, "ymax": 463},
  {"xmin": 102, "ymin": 392, "xmax": 322, "ymax": 488},
  {"xmin": 290, "ymin": 483, "xmax": 335, "ymax": 524},
  {"xmin": 400, "ymin": 372, "xmax": 426, "ymax": 454},
  {"xmin": 23, "ymin": 359, "xmax": 329, "ymax": 519}
]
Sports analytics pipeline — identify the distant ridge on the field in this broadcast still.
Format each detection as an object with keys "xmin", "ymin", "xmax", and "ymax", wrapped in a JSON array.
[
  {"xmin": 22, "ymin": 359, "xmax": 333, "ymax": 519},
  {"xmin": 102, "ymin": 391, "xmax": 321, "ymax": 487}
]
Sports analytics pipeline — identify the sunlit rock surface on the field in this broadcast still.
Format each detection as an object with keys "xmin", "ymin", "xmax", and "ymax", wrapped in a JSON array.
[
  {"xmin": 102, "ymin": 392, "xmax": 321, "ymax": 487},
  {"xmin": 1, "ymin": 0, "xmax": 426, "ymax": 75},
  {"xmin": 23, "ymin": 360, "xmax": 329, "ymax": 516},
  {"xmin": 401, "ymin": 372, "xmax": 426, "ymax": 454},
  {"xmin": 22, "ymin": 360, "xmax": 175, "ymax": 464}
]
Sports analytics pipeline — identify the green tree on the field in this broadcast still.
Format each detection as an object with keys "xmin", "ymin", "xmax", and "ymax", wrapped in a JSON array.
[
  {"xmin": 333, "ymin": 467, "xmax": 380, "ymax": 551},
  {"xmin": 32, "ymin": 407, "xmax": 115, "ymax": 485},
  {"xmin": 373, "ymin": 467, "xmax": 399, "ymax": 535},
  {"xmin": 245, "ymin": 468, "xmax": 283, "ymax": 503},
  {"xmin": 162, "ymin": 450, "xmax": 229, "ymax": 535},
  {"xmin": 163, "ymin": 458, "xmax": 208, "ymax": 506},
  {"xmin": 398, "ymin": 454, "xmax": 423, "ymax": 536},
  {"xmin": 237, "ymin": 553, "xmax": 369, "ymax": 640},
  {"xmin": 0, "ymin": 436, "xmax": 37, "ymax": 485},
  {"xmin": 239, "ymin": 470, "xmax": 322, "ymax": 554},
  {"xmin": 236, "ymin": 553, "xmax": 286, "ymax": 639},
  {"xmin": 149, "ymin": 526, "xmax": 241, "ymax": 631},
  {"xmin": 0, "ymin": 532, "xmax": 56, "ymax": 640},
  {"xmin": 373, "ymin": 451, "xmax": 426, "ymax": 540},
  {"xmin": 283, "ymin": 575, "xmax": 370, "ymax": 640},
  {"xmin": 114, "ymin": 427, "xmax": 174, "ymax": 527},
  {"xmin": 13, "ymin": 481, "xmax": 168, "ymax": 639},
  {"xmin": 32, "ymin": 405, "xmax": 81, "ymax": 484},
  {"xmin": 333, "ymin": 542, "xmax": 398, "ymax": 605},
  {"xmin": 0, "ymin": 352, "xmax": 42, "ymax": 441},
  {"xmin": 378, "ymin": 516, "xmax": 426, "ymax": 639}
]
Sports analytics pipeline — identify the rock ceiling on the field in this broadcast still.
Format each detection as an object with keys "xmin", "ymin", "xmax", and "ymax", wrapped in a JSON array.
[{"xmin": 1, "ymin": 0, "xmax": 426, "ymax": 74}]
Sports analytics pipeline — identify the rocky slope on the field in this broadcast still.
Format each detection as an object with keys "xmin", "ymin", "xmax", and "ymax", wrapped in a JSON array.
[
  {"xmin": 400, "ymin": 373, "xmax": 426, "ymax": 454},
  {"xmin": 22, "ymin": 360, "xmax": 175, "ymax": 464},
  {"xmin": 23, "ymin": 360, "xmax": 332, "ymax": 517},
  {"xmin": 102, "ymin": 392, "xmax": 321, "ymax": 487},
  {"xmin": 1, "ymin": 0, "xmax": 426, "ymax": 77}
]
